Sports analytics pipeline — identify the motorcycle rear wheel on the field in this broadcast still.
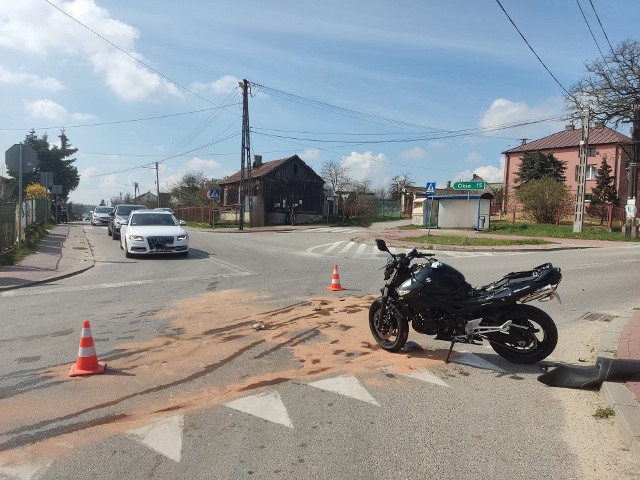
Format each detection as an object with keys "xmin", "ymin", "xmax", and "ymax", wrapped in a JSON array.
[
  {"xmin": 368, "ymin": 301, "xmax": 409, "ymax": 352},
  {"xmin": 486, "ymin": 304, "xmax": 557, "ymax": 364}
]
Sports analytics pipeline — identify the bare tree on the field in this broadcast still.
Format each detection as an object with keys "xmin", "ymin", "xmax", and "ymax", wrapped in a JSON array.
[
  {"xmin": 320, "ymin": 160, "xmax": 351, "ymax": 193},
  {"xmin": 565, "ymin": 39, "xmax": 640, "ymax": 127},
  {"xmin": 387, "ymin": 173, "xmax": 413, "ymax": 201}
]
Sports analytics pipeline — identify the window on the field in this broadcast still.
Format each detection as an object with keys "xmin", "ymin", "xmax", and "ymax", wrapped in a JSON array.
[
  {"xmin": 587, "ymin": 147, "xmax": 596, "ymax": 156},
  {"xmin": 575, "ymin": 164, "xmax": 598, "ymax": 180}
]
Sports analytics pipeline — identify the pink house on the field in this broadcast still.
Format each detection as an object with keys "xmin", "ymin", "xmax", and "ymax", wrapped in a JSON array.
[{"xmin": 502, "ymin": 124, "xmax": 632, "ymax": 211}]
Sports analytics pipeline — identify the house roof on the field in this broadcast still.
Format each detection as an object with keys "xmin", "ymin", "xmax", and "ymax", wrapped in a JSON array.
[
  {"xmin": 219, "ymin": 155, "xmax": 323, "ymax": 184},
  {"xmin": 503, "ymin": 125, "xmax": 631, "ymax": 154}
]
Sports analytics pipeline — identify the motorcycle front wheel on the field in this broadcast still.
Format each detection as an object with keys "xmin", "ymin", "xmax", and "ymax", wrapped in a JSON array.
[
  {"xmin": 486, "ymin": 304, "xmax": 558, "ymax": 364},
  {"xmin": 368, "ymin": 300, "xmax": 409, "ymax": 352}
]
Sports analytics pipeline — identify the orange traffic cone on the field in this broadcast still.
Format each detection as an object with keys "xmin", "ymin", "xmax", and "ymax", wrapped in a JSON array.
[
  {"xmin": 327, "ymin": 264, "xmax": 344, "ymax": 291},
  {"xmin": 69, "ymin": 320, "xmax": 106, "ymax": 377}
]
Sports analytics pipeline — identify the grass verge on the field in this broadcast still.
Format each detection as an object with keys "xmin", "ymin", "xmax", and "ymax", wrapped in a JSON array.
[{"xmin": 396, "ymin": 234, "xmax": 552, "ymax": 247}]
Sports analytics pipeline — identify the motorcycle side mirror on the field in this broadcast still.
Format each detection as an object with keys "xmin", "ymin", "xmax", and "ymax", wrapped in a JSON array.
[{"xmin": 375, "ymin": 239, "xmax": 388, "ymax": 252}]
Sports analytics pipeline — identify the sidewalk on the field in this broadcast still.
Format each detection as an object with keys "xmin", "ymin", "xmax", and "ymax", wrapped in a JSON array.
[
  {"xmin": 0, "ymin": 221, "xmax": 638, "ymax": 459},
  {"xmin": 0, "ymin": 223, "xmax": 94, "ymax": 291}
]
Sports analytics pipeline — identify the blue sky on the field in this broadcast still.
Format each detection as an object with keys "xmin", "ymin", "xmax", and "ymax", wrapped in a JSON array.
[{"xmin": 0, "ymin": 0, "xmax": 637, "ymax": 206}]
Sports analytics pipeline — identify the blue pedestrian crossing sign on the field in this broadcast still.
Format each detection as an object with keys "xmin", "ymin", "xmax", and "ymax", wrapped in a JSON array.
[
  {"xmin": 425, "ymin": 182, "xmax": 436, "ymax": 196},
  {"xmin": 207, "ymin": 188, "xmax": 220, "ymax": 200}
]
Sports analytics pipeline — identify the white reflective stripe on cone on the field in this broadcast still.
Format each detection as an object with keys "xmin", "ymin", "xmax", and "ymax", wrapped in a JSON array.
[{"xmin": 78, "ymin": 346, "xmax": 98, "ymax": 357}]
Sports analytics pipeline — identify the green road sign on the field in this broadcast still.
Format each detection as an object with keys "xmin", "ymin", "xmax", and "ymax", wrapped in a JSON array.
[{"xmin": 452, "ymin": 181, "xmax": 485, "ymax": 190}]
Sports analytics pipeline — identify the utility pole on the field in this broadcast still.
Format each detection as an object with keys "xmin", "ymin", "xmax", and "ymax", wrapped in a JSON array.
[
  {"xmin": 239, "ymin": 79, "xmax": 252, "ymax": 230},
  {"xmin": 623, "ymin": 102, "xmax": 640, "ymax": 236},
  {"xmin": 630, "ymin": 103, "xmax": 639, "ymax": 202},
  {"xmin": 573, "ymin": 107, "xmax": 590, "ymax": 233},
  {"xmin": 155, "ymin": 162, "xmax": 160, "ymax": 207}
]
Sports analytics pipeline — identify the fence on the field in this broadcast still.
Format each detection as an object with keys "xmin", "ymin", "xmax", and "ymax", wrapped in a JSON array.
[
  {"xmin": 0, "ymin": 199, "xmax": 48, "ymax": 253},
  {"xmin": 174, "ymin": 205, "xmax": 240, "ymax": 225}
]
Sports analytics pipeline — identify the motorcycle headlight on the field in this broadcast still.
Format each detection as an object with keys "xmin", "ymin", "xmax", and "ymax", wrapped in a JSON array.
[{"xmin": 397, "ymin": 287, "xmax": 411, "ymax": 297}]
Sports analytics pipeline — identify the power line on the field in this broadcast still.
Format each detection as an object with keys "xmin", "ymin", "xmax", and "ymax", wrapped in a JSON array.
[
  {"xmin": 576, "ymin": 0, "xmax": 607, "ymax": 62},
  {"xmin": 494, "ymin": 0, "xmax": 582, "ymax": 107},
  {"xmin": 0, "ymin": 103, "xmax": 242, "ymax": 132},
  {"xmin": 588, "ymin": 0, "xmax": 616, "ymax": 55}
]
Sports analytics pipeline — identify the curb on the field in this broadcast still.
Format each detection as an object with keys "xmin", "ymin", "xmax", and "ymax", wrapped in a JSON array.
[{"xmin": 598, "ymin": 310, "xmax": 640, "ymax": 463}]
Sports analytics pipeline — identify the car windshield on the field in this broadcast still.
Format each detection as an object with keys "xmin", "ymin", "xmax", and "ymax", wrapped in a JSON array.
[
  {"xmin": 130, "ymin": 214, "xmax": 178, "ymax": 226},
  {"xmin": 116, "ymin": 206, "xmax": 144, "ymax": 216},
  {"xmin": 94, "ymin": 207, "xmax": 112, "ymax": 213}
]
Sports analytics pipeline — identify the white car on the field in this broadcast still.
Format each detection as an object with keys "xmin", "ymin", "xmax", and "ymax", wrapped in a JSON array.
[{"xmin": 120, "ymin": 210, "xmax": 189, "ymax": 258}]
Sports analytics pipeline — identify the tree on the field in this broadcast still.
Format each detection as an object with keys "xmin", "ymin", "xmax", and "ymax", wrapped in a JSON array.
[
  {"xmin": 169, "ymin": 171, "xmax": 216, "ymax": 207},
  {"xmin": 516, "ymin": 177, "xmax": 573, "ymax": 224},
  {"xmin": 320, "ymin": 160, "xmax": 352, "ymax": 216},
  {"xmin": 586, "ymin": 155, "xmax": 619, "ymax": 224},
  {"xmin": 565, "ymin": 39, "xmax": 640, "ymax": 199},
  {"xmin": 386, "ymin": 173, "xmax": 413, "ymax": 201},
  {"xmin": 515, "ymin": 151, "xmax": 566, "ymax": 185},
  {"xmin": 566, "ymin": 39, "xmax": 640, "ymax": 128},
  {"xmin": 6, "ymin": 129, "xmax": 80, "ymax": 201},
  {"xmin": 24, "ymin": 183, "xmax": 47, "ymax": 199},
  {"xmin": 320, "ymin": 160, "xmax": 351, "ymax": 193}
]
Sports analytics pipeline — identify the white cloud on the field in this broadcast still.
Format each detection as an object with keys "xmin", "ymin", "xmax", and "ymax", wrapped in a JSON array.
[
  {"xmin": 0, "ymin": 65, "xmax": 64, "ymax": 91},
  {"xmin": 187, "ymin": 157, "xmax": 224, "ymax": 173},
  {"xmin": 455, "ymin": 157, "xmax": 504, "ymax": 183},
  {"xmin": 190, "ymin": 75, "xmax": 241, "ymax": 94},
  {"xmin": 300, "ymin": 149, "xmax": 320, "ymax": 161},
  {"xmin": 25, "ymin": 98, "xmax": 94, "ymax": 122},
  {"xmin": 465, "ymin": 151, "xmax": 483, "ymax": 163},
  {"xmin": 25, "ymin": 99, "xmax": 68, "ymax": 120},
  {"xmin": 400, "ymin": 147, "xmax": 426, "ymax": 159},
  {"xmin": 342, "ymin": 150, "xmax": 391, "ymax": 187},
  {"xmin": 0, "ymin": 0, "xmax": 180, "ymax": 101},
  {"xmin": 480, "ymin": 98, "xmax": 564, "ymax": 138}
]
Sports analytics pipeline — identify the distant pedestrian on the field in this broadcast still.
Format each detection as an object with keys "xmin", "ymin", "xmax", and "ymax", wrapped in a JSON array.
[{"xmin": 291, "ymin": 202, "xmax": 298, "ymax": 226}]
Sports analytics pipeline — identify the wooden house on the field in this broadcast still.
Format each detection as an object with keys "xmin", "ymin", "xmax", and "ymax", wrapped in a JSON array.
[{"xmin": 219, "ymin": 154, "xmax": 325, "ymax": 225}]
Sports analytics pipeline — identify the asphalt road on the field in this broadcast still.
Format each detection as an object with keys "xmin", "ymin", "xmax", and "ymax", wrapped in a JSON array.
[{"xmin": 1, "ymin": 225, "xmax": 639, "ymax": 479}]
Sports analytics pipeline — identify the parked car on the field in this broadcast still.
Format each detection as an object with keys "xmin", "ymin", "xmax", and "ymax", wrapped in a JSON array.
[
  {"xmin": 108, "ymin": 204, "xmax": 147, "ymax": 240},
  {"xmin": 120, "ymin": 210, "xmax": 189, "ymax": 258},
  {"xmin": 91, "ymin": 206, "xmax": 113, "ymax": 226}
]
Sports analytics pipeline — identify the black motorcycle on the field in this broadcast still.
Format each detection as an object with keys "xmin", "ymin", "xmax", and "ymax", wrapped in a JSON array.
[{"xmin": 369, "ymin": 239, "xmax": 562, "ymax": 364}]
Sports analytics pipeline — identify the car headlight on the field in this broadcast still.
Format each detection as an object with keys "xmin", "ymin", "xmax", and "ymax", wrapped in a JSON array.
[
  {"xmin": 129, "ymin": 235, "xmax": 144, "ymax": 241},
  {"xmin": 177, "ymin": 234, "xmax": 188, "ymax": 240},
  {"xmin": 116, "ymin": 218, "xmax": 127, "ymax": 225}
]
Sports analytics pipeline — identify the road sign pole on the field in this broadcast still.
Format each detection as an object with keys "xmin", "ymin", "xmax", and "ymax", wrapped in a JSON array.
[{"xmin": 18, "ymin": 144, "xmax": 23, "ymax": 250}]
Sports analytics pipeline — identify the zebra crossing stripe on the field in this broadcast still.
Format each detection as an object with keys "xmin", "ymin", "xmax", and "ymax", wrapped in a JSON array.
[
  {"xmin": 453, "ymin": 352, "xmax": 506, "ymax": 373},
  {"xmin": 337, "ymin": 241, "xmax": 355, "ymax": 255},
  {"xmin": 309, "ymin": 375, "xmax": 380, "ymax": 406},
  {"xmin": 224, "ymin": 390, "xmax": 293, "ymax": 428}
]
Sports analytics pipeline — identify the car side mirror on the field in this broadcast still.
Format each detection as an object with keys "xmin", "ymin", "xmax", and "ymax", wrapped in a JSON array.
[{"xmin": 179, "ymin": 220, "xmax": 187, "ymax": 226}]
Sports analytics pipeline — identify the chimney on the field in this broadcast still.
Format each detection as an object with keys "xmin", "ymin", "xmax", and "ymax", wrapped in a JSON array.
[
  {"xmin": 593, "ymin": 122, "xmax": 604, "ymax": 129},
  {"xmin": 252, "ymin": 154, "xmax": 262, "ymax": 169},
  {"xmin": 564, "ymin": 124, "xmax": 575, "ymax": 130},
  {"xmin": 447, "ymin": 181, "xmax": 451, "ymax": 189}
]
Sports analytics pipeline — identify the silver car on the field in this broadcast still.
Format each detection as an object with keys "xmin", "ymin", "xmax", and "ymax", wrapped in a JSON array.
[{"xmin": 91, "ymin": 206, "xmax": 112, "ymax": 226}]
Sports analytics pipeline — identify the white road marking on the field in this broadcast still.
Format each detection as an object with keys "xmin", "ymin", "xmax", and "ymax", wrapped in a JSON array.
[
  {"xmin": 453, "ymin": 352, "xmax": 507, "ymax": 373},
  {"xmin": 396, "ymin": 369, "xmax": 450, "ymax": 387},
  {"xmin": 0, "ymin": 460, "xmax": 52, "ymax": 480},
  {"xmin": 308, "ymin": 375, "xmax": 380, "ymax": 406},
  {"xmin": 224, "ymin": 390, "xmax": 293, "ymax": 428},
  {"xmin": 0, "ymin": 271, "xmax": 252, "ymax": 298},
  {"xmin": 127, "ymin": 415, "xmax": 185, "ymax": 462}
]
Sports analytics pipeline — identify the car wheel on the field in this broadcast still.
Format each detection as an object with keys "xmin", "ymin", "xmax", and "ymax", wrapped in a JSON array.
[
  {"xmin": 112, "ymin": 231, "xmax": 119, "ymax": 240},
  {"xmin": 124, "ymin": 240, "xmax": 132, "ymax": 258}
]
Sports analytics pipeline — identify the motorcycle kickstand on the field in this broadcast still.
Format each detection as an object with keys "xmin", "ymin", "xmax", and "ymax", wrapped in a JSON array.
[{"xmin": 445, "ymin": 339, "xmax": 456, "ymax": 363}]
